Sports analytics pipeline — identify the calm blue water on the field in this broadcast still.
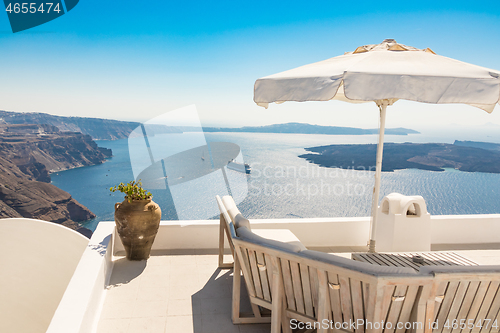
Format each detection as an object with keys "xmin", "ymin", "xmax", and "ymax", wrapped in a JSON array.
[{"xmin": 51, "ymin": 132, "xmax": 500, "ymax": 231}]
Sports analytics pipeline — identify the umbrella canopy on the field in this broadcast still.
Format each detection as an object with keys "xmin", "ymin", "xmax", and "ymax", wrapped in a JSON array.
[
  {"xmin": 255, "ymin": 39, "xmax": 500, "ymax": 112},
  {"xmin": 254, "ymin": 39, "xmax": 500, "ymax": 252}
]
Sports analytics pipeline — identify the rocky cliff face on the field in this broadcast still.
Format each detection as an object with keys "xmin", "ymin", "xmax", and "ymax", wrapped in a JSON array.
[
  {"xmin": 0, "ymin": 124, "xmax": 112, "ymax": 176},
  {"xmin": 0, "ymin": 110, "xmax": 139, "ymax": 140},
  {"xmin": 0, "ymin": 124, "xmax": 112, "ymax": 237}
]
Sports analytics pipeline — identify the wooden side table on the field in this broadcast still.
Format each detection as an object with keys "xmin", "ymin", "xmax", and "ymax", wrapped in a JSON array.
[{"xmin": 352, "ymin": 251, "xmax": 478, "ymax": 272}]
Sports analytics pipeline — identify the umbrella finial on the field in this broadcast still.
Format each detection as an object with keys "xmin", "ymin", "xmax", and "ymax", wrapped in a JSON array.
[{"xmin": 382, "ymin": 38, "xmax": 397, "ymax": 43}]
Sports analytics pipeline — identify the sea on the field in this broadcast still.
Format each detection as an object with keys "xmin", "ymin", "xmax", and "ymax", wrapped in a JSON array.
[{"xmin": 51, "ymin": 131, "xmax": 500, "ymax": 232}]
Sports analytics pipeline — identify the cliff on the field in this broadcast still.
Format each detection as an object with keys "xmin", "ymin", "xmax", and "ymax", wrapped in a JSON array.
[
  {"xmin": 0, "ymin": 110, "xmax": 139, "ymax": 140},
  {"xmin": 0, "ymin": 157, "xmax": 95, "ymax": 236},
  {"xmin": 0, "ymin": 124, "xmax": 112, "ymax": 237},
  {"xmin": 0, "ymin": 124, "xmax": 112, "ymax": 176},
  {"xmin": 299, "ymin": 142, "xmax": 500, "ymax": 173}
]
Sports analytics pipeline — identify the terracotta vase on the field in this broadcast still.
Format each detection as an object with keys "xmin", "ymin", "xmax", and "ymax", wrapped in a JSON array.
[{"xmin": 114, "ymin": 197, "xmax": 161, "ymax": 260}]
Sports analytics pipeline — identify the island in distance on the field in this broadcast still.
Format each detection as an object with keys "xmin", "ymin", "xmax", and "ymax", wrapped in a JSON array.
[
  {"xmin": 199, "ymin": 122, "xmax": 420, "ymax": 136},
  {"xmin": 299, "ymin": 141, "xmax": 500, "ymax": 173}
]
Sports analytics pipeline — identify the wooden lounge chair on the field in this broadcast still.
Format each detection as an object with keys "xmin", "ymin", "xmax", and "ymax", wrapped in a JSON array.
[
  {"xmin": 420, "ymin": 265, "xmax": 500, "ymax": 333},
  {"xmin": 217, "ymin": 196, "xmax": 500, "ymax": 333},
  {"xmin": 229, "ymin": 223, "xmax": 436, "ymax": 333},
  {"xmin": 216, "ymin": 195, "xmax": 275, "ymax": 327},
  {"xmin": 216, "ymin": 195, "xmax": 438, "ymax": 333},
  {"xmin": 216, "ymin": 195, "xmax": 307, "ymax": 331}
]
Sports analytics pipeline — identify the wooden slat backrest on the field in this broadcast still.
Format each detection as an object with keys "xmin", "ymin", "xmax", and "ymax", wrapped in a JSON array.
[
  {"xmin": 263, "ymin": 247, "xmax": 434, "ymax": 333},
  {"xmin": 232, "ymin": 238, "xmax": 276, "ymax": 307},
  {"xmin": 231, "ymin": 233, "xmax": 448, "ymax": 333},
  {"xmin": 425, "ymin": 272, "xmax": 500, "ymax": 333},
  {"xmin": 321, "ymin": 268, "xmax": 431, "ymax": 333}
]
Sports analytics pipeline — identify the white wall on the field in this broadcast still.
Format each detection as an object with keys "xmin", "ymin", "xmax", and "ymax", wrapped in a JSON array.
[
  {"xmin": 47, "ymin": 222, "xmax": 114, "ymax": 333},
  {"xmin": 112, "ymin": 217, "xmax": 371, "ymax": 254},
  {"xmin": 112, "ymin": 214, "xmax": 500, "ymax": 253},
  {"xmin": 431, "ymin": 214, "xmax": 500, "ymax": 245},
  {"xmin": 0, "ymin": 218, "xmax": 88, "ymax": 333}
]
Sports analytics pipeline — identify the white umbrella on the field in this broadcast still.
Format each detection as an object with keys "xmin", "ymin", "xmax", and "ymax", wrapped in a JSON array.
[{"xmin": 253, "ymin": 39, "xmax": 500, "ymax": 252}]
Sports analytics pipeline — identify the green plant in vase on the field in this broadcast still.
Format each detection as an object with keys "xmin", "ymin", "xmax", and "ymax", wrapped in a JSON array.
[
  {"xmin": 111, "ymin": 180, "xmax": 161, "ymax": 260},
  {"xmin": 110, "ymin": 180, "xmax": 152, "ymax": 202}
]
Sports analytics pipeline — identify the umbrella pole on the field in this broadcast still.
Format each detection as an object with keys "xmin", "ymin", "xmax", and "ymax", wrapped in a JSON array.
[{"xmin": 368, "ymin": 101, "xmax": 388, "ymax": 253}]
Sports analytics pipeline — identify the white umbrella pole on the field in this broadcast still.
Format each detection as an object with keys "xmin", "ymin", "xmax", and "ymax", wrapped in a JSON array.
[{"xmin": 368, "ymin": 101, "xmax": 388, "ymax": 253}]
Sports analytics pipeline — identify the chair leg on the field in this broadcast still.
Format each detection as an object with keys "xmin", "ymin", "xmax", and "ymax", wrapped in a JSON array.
[
  {"xmin": 218, "ymin": 213, "xmax": 233, "ymax": 269},
  {"xmin": 232, "ymin": 256, "xmax": 242, "ymax": 324},
  {"xmin": 316, "ymin": 269, "xmax": 330, "ymax": 333},
  {"xmin": 270, "ymin": 269, "xmax": 283, "ymax": 333},
  {"xmin": 420, "ymin": 284, "xmax": 435, "ymax": 333},
  {"xmin": 250, "ymin": 303, "xmax": 262, "ymax": 319},
  {"xmin": 218, "ymin": 213, "xmax": 224, "ymax": 267},
  {"xmin": 232, "ymin": 256, "xmax": 268, "ymax": 324},
  {"xmin": 281, "ymin": 298, "xmax": 292, "ymax": 333}
]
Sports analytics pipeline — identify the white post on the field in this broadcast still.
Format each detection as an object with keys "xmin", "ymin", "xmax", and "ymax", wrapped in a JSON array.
[{"xmin": 368, "ymin": 101, "xmax": 388, "ymax": 253}]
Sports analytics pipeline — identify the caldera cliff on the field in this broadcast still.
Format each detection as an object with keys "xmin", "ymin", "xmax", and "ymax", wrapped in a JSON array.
[{"xmin": 0, "ymin": 124, "xmax": 112, "ymax": 237}]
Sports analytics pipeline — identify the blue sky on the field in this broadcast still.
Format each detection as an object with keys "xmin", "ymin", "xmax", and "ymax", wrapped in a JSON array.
[{"xmin": 0, "ymin": 0, "xmax": 499, "ymax": 133}]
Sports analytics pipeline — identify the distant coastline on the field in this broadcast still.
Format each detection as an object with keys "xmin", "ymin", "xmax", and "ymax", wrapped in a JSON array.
[
  {"xmin": 299, "ymin": 141, "xmax": 500, "ymax": 173},
  {"xmin": 0, "ymin": 111, "xmax": 419, "ymax": 139},
  {"xmin": 197, "ymin": 122, "xmax": 419, "ymax": 136},
  {"xmin": 0, "ymin": 110, "xmax": 139, "ymax": 140}
]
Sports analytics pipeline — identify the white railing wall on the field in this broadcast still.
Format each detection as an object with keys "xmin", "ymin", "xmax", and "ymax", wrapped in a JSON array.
[
  {"xmin": 431, "ymin": 214, "xmax": 500, "ymax": 245},
  {"xmin": 47, "ymin": 222, "xmax": 115, "ymax": 333},
  {"xmin": 112, "ymin": 214, "xmax": 500, "ymax": 254}
]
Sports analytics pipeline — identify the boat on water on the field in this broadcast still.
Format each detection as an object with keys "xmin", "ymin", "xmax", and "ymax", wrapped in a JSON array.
[{"xmin": 227, "ymin": 159, "xmax": 251, "ymax": 174}]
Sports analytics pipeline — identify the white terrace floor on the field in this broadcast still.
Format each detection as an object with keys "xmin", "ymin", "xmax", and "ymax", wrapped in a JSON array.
[{"xmin": 96, "ymin": 245, "xmax": 500, "ymax": 333}]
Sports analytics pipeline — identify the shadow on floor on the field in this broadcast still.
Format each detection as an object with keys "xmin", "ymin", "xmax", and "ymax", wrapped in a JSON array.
[
  {"xmin": 191, "ymin": 267, "xmax": 268, "ymax": 333},
  {"xmin": 106, "ymin": 257, "xmax": 147, "ymax": 287},
  {"xmin": 191, "ymin": 267, "xmax": 313, "ymax": 333}
]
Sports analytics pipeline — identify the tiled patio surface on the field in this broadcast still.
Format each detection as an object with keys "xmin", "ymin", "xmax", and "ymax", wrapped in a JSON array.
[
  {"xmin": 96, "ymin": 246, "xmax": 363, "ymax": 333},
  {"xmin": 97, "ymin": 252, "xmax": 268, "ymax": 333},
  {"xmin": 97, "ymin": 246, "xmax": 499, "ymax": 333}
]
